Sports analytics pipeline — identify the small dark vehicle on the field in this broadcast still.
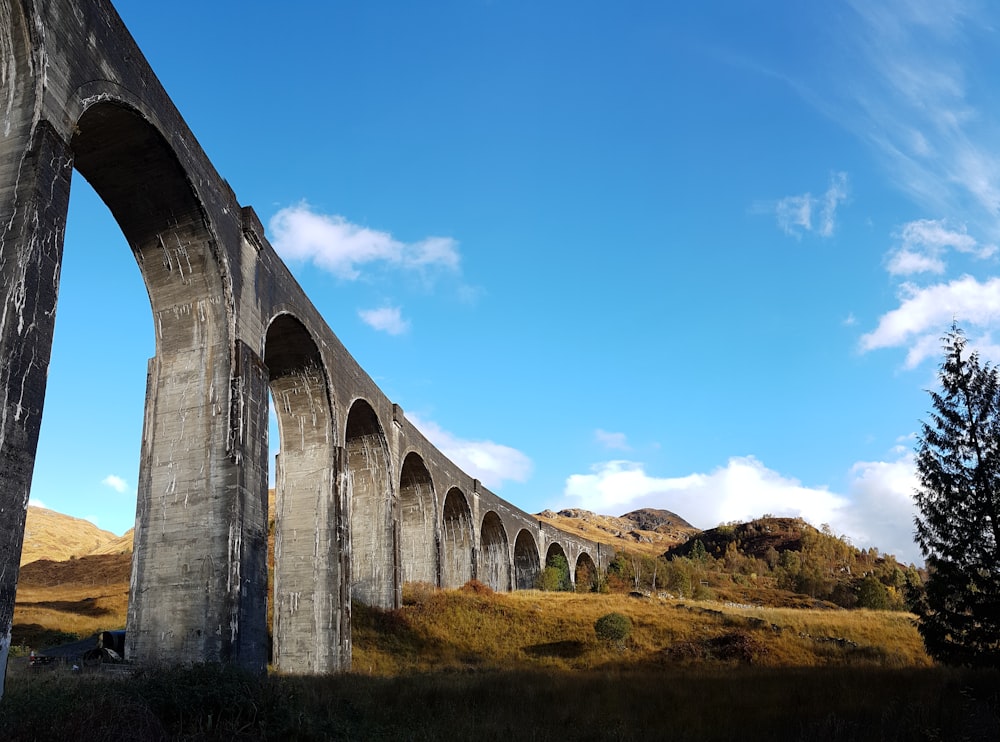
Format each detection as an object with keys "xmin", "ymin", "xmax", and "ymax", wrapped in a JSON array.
[{"xmin": 29, "ymin": 630, "xmax": 126, "ymax": 670}]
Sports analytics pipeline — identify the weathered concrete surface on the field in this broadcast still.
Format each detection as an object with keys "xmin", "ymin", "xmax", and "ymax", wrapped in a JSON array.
[{"xmin": 0, "ymin": 0, "xmax": 610, "ymax": 686}]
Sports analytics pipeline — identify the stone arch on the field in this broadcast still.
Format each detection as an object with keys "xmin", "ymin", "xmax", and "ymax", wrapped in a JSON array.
[
  {"xmin": 440, "ymin": 487, "xmax": 473, "ymax": 588},
  {"xmin": 71, "ymin": 102, "xmax": 230, "ymax": 344},
  {"xmin": 67, "ymin": 101, "xmax": 261, "ymax": 667},
  {"xmin": 545, "ymin": 542, "xmax": 567, "ymax": 564},
  {"xmin": 347, "ymin": 399, "xmax": 396, "ymax": 608},
  {"xmin": 399, "ymin": 452, "xmax": 437, "ymax": 585},
  {"xmin": 265, "ymin": 312, "xmax": 346, "ymax": 672},
  {"xmin": 513, "ymin": 529, "xmax": 541, "ymax": 590},
  {"xmin": 479, "ymin": 511, "xmax": 510, "ymax": 592},
  {"xmin": 575, "ymin": 552, "xmax": 598, "ymax": 593}
]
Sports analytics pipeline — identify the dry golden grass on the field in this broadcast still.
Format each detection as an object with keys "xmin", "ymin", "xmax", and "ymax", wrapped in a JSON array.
[
  {"xmin": 86, "ymin": 529, "xmax": 134, "ymax": 556},
  {"xmin": 19, "ymin": 507, "xmax": 121, "ymax": 566},
  {"xmin": 350, "ymin": 584, "xmax": 932, "ymax": 675},
  {"xmin": 12, "ymin": 554, "xmax": 931, "ymax": 675},
  {"xmin": 12, "ymin": 554, "xmax": 130, "ymax": 647}
]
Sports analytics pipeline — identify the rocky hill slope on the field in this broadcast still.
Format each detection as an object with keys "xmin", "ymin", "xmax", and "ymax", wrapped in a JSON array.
[{"xmin": 536, "ymin": 507, "xmax": 699, "ymax": 556}]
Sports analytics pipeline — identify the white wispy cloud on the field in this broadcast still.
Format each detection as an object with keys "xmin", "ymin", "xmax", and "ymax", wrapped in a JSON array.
[
  {"xmin": 885, "ymin": 219, "xmax": 994, "ymax": 276},
  {"xmin": 595, "ymin": 429, "xmax": 630, "ymax": 450},
  {"xmin": 838, "ymin": 1, "xmax": 1000, "ymax": 232},
  {"xmin": 562, "ymin": 452, "xmax": 923, "ymax": 564},
  {"xmin": 359, "ymin": 306, "xmax": 410, "ymax": 335},
  {"xmin": 269, "ymin": 202, "xmax": 460, "ymax": 280},
  {"xmin": 29, "ymin": 496, "xmax": 47, "ymax": 510},
  {"xmin": 773, "ymin": 172, "xmax": 849, "ymax": 238},
  {"xmin": 407, "ymin": 413, "xmax": 533, "ymax": 490},
  {"xmin": 101, "ymin": 475, "xmax": 128, "ymax": 493}
]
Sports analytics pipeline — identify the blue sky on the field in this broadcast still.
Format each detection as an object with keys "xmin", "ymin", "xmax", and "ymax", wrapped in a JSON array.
[{"xmin": 25, "ymin": 1, "xmax": 1000, "ymax": 566}]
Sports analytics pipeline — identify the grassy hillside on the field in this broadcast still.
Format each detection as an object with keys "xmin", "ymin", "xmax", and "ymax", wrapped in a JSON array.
[
  {"xmin": 12, "ymin": 553, "xmax": 931, "ymax": 675},
  {"xmin": 12, "ymin": 553, "xmax": 130, "ymax": 649},
  {"xmin": 87, "ymin": 529, "xmax": 134, "ymax": 557},
  {"xmin": 19, "ymin": 507, "xmax": 121, "ymax": 566},
  {"xmin": 9, "ymin": 507, "xmax": 997, "ymax": 740},
  {"xmin": 8, "ymin": 583, "xmax": 999, "ymax": 740}
]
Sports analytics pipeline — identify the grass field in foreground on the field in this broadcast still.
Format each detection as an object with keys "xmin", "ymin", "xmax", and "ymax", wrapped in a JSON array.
[{"xmin": 2, "ymin": 663, "xmax": 998, "ymax": 741}]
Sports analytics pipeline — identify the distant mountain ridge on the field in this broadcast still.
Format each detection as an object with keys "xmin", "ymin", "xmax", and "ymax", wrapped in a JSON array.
[{"xmin": 536, "ymin": 507, "xmax": 699, "ymax": 555}]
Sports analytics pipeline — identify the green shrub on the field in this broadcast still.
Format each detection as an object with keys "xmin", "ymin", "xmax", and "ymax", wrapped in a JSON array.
[
  {"xmin": 857, "ymin": 574, "xmax": 890, "ymax": 610},
  {"xmin": 537, "ymin": 554, "xmax": 571, "ymax": 591},
  {"xmin": 594, "ymin": 612, "xmax": 632, "ymax": 645}
]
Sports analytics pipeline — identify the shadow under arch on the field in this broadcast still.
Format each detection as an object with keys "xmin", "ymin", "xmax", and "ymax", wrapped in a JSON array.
[
  {"xmin": 265, "ymin": 312, "xmax": 346, "ymax": 673},
  {"xmin": 68, "ymin": 101, "xmax": 266, "ymax": 668},
  {"xmin": 480, "ymin": 511, "xmax": 511, "ymax": 592},
  {"xmin": 346, "ymin": 399, "xmax": 396, "ymax": 608},
  {"xmin": 440, "ymin": 487, "xmax": 474, "ymax": 588},
  {"xmin": 399, "ymin": 452, "xmax": 437, "ymax": 585},
  {"xmin": 575, "ymin": 551, "xmax": 598, "ymax": 592},
  {"xmin": 513, "ymin": 529, "xmax": 540, "ymax": 590}
]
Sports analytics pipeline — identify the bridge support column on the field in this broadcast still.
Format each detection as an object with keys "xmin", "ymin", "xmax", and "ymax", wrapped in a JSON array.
[
  {"xmin": 126, "ymin": 324, "xmax": 269, "ymax": 672},
  {"xmin": 0, "ymin": 121, "xmax": 73, "ymax": 695},
  {"xmin": 273, "ymin": 383, "xmax": 350, "ymax": 674}
]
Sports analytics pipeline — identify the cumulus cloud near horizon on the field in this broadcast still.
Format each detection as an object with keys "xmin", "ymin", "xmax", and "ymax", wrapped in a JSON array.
[
  {"xmin": 561, "ymin": 452, "xmax": 922, "ymax": 564},
  {"xmin": 407, "ymin": 413, "xmax": 533, "ymax": 491},
  {"xmin": 269, "ymin": 202, "xmax": 460, "ymax": 281}
]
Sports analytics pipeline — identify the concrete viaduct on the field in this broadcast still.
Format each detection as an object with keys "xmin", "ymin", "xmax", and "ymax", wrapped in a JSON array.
[{"xmin": 0, "ymin": 0, "xmax": 610, "ymax": 687}]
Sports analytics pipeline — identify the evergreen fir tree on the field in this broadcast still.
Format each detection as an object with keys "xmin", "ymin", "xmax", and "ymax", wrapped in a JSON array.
[{"xmin": 914, "ymin": 324, "xmax": 1000, "ymax": 666}]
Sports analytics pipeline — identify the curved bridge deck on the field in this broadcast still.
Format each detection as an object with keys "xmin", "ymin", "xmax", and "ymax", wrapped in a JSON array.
[{"xmin": 0, "ymin": 0, "xmax": 608, "ymax": 682}]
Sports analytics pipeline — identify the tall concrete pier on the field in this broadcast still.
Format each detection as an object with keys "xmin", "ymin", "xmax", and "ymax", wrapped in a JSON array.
[{"xmin": 0, "ymin": 0, "xmax": 608, "ymax": 692}]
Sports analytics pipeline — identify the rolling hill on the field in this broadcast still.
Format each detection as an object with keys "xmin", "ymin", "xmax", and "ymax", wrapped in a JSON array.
[
  {"xmin": 19, "ymin": 507, "xmax": 126, "ymax": 566},
  {"xmin": 536, "ymin": 507, "xmax": 699, "ymax": 556}
]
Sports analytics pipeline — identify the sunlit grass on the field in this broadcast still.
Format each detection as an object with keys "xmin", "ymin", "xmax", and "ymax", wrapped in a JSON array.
[
  {"xmin": 350, "ymin": 584, "xmax": 932, "ymax": 675},
  {"xmin": 9, "ymin": 576, "xmax": 998, "ymax": 739}
]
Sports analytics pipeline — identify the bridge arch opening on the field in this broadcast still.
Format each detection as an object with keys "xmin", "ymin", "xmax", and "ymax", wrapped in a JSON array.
[
  {"xmin": 575, "ymin": 552, "xmax": 598, "ymax": 593},
  {"xmin": 542, "ymin": 542, "xmax": 572, "ymax": 591},
  {"xmin": 59, "ymin": 100, "xmax": 255, "ymax": 667},
  {"xmin": 479, "ymin": 511, "xmax": 510, "ymax": 592},
  {"xmin": 264, "ymin": 313, "xmax": 345, "ymax": 672},
  {"xmin": 440, "ymin": 487, "xmax": 473, "ymax": 588},
  {"xmin": 513, "ymin": 529, "xmax": 541, "ymax": 590},
  {"xmin": 399, "ymin": 453, "xmax": 437, "ymax": 585},
  {"xmin": 346, "ymin": 399, "xmax": 396, "ymax": 608}
]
